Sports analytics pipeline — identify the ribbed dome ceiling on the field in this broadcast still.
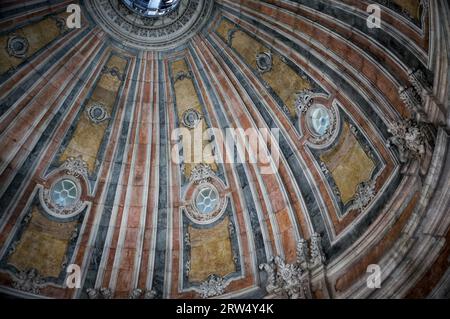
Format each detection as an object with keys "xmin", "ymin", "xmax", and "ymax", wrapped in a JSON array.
[{"xmin": 0, "ymin": 0, "xmax": 449, "ymax": 300}]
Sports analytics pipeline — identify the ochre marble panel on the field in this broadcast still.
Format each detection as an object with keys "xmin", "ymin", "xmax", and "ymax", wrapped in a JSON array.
[
  {"xmin": 216, "ymin": 19, "xmax": 311, "ymax": 116},
  {"xmin": 320, "ymin": 123, "xmax": 375, "ymax": 204},
  {"xmin": 171, "ymin": 59, "xmax": 216, "ymax": 177},
  {"xmin": 188, "ymin": 217, "xmax": 235, "ymax": 283},
  {"xmin": 0, "ymin": 12, "xmax": 71, "ymax": 75},
  {"xmin": 393, "ymin": 0, "xmax": 422, "ymax": 21},
  {"xmin": 8, "ymin": 207, "xmax": 77, "ymax": 278},
  {"xmin": 60, "ymin": 54, "xmax": 127, "ymax": 173}
]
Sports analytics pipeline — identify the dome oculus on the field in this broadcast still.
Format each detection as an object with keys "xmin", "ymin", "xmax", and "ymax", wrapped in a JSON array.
[{"xmin": 121, "ymin": 0, "xmax": 182, "ymax": 17}]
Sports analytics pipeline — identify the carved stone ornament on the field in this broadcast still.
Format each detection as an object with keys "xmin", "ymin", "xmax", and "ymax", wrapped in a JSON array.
[
  {"xmin": 310, "ymin": 232, "xmax": 326, "ymax": 266},
  {"xmin": 51, "ymin": 16, "xmax": 69, "ymax": 34},
  {"xmin": 199, "ymin": 274, "xmax": 229, "ymax": 298},
  {"xmin": 182, "ymin": 108, "xmax": 202, "ymax": 129},
  {"xmin": 189, "ymin": 163, "xmax": 215, "ymax": 184},
  {"xmin": 259, "ymin": 233, "xmax": 326, "ymax": 299},
  {"xmin": 86, "ymin": 287, "xmax": 113, "ymax": 299},
  {"xmin": 408, "ymin": 68, "xmax": 432, "ymax": 99},
  {"xmin": 129, "ymin": 288, "xmax": 157, "ymax": 299},
  {"xmin": 12, "ymin": 268, "xmax": 43, "ymax": 295},
  {"xmin": 62, "ymin": 155, "xmax": 89, "ymax": 178},
  {"xmin": 387, "ymin": 119, "xmax": 430, "ymax": 164},
  {"xmin": 87, "ymin": 103, "xmax": 110, "ymax": 124},
  {"xmin": 350, "ymin": 180, "xmax": 376, "ymax": 212},
  {"xmin": 399, "ymin": 86, "xmax": 428, "ymax": 122},
  {"xmin": 7, "ymin": 35, "xmax": 29, "ymax": 59},
  {"xmin": 296, "ymin": 238, "xmax": 309, "ymax": 264},
  {"xmin": 102, "ymin": 65, "xmax": 125, "ymax": 81},
  {"xmin": 174, "ymin": 70, "xmax": 192, "ymax": 82},
  {"xmin": 295, "ymin": 90, "xmax": 315, "ymax": 114},
  {"xmin": 256, "ymin": 52, "xmax": 273, "ymax": 73},
  {"xmin": 144, "ymin": 290, "xmax": 157, "ymax": 299}
]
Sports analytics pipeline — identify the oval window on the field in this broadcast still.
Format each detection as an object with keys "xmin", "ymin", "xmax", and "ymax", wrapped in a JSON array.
[
  {"xmin": 51, "ymin": 179, "xmax": 79, "ymax": 208},
  {"xmin": 309, "ymin": 106, "xmax": 331, "ymax": 136},
  {"xmin": 195, "ymin": 186, "xmax": 219, "ymax": 215}
]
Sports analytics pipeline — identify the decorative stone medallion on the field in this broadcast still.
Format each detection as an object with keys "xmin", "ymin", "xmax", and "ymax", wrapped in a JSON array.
[
  {"xmin": 87, "ymin": 104, "xmax": 109, "ymax": 124},
  {"xmin": 7, "ymin": 35, "xmax": 29, "ymax": 59},
  {"xmin": 86, "ymin": 0, "xmax": 214, "ymax": 50},
  {"xmin": 182, "ymin": 108, "xmax": 202, "ymax": 129},
  {"xmin": 256, "ymin": 52, "xmax": 273, "ymax": 73}
]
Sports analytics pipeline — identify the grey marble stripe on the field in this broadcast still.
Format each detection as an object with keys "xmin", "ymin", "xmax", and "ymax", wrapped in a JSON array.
[
  {"xmin": 81, "ymin": 53, "xmax": 140, "ymax": 296},
  {"xmin": 151, "ymin": 56, "xmax": 170, "ymax": 297}
]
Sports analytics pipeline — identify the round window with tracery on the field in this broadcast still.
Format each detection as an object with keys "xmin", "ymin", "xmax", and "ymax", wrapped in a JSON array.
[
  {"xmin": 195, "ymin": 186, "xmax": 219, "ymax": 215},
  {"xmin": 50, "ymin": 179, "xmax": 79, "ymax": 209}
]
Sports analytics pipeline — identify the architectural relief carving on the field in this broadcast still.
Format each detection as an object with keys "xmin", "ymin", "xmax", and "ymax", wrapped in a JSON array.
[
  {"xmin": 144, "ymin": 290, "xmax": 157, "ymax": 299},
  {"xmin": 129, "ymin": 288, "xmax": 143, "ymax": 299},
  {"xmin": 101, "ymin": 65, "xmax": 125, "ymax": 81},
  {"xmin": 62, "ymin": 156, "xmax": 89, "ymax": 178},
  {"xmin": 387, "ymin": 119, "xmax": 431, "ymax": 162},
  {"xmin": 87, "ymin": 104, "xmax": 110, "ymax": 124},
  {"xmin": 408, "ymin": 69, "xmax": 432, "ymax": 99},
  {"xmin": 12, "ymin": 269, "xmax": 43, "ymax": 294},
  {"xmin": 128, "ymin": 288, "xmax": 157, "ymax": 299},
  {"xmin": 86, "ymin": 0, "xmax": 213, "ymax": 50},
  {"xmin": 296, "ymin": 239, "xmax": 309, "ymax": 265},
  {"xmin": 86, "ymin": 288, "xmax": 113, "ymax": 299},
  {"xmin": 259, "ymin": 233, "xmax": 326, "ymax": 299},
  {"xmin": 174, "ymin": 70, "xmax": 192, "ymax": 82},
  {"xmin": 7, "ymin": 35, "xmax": 29, "ymax": 59},
  {"xmin": 406, "ymin": 68, "xmax": 446, "ymax": 125},
  {"xmin": 256, "ymin": 52, "xmax": 273, "ymax": 73},
  {"xmin": 182, "ymin": 108, "xmax": 202, "ymax": 129},
  {"xmin": 310, "ymin": 232, "xmax": 326, "ymax": 266},
  {"xmin": 399, "ymin": 85, "xmax": 428, "ymax": 122},
  {"xmin": 199, "ymin": 274, "xmax": 228, "ymax": 298},
  {"xmin": 189, "ymin": 163, "xmax": 214, "ymax": 184},
  {"xmin": 295, "ymin": 90, "xmax": 315, "ymax": 114},
  {"xmin": 51, "ymin": 16, "xmax": 69, "ymax": 34},
  {"xmin": 350, "ymin": 180, "xmax": 377, "ymax": 212}
]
